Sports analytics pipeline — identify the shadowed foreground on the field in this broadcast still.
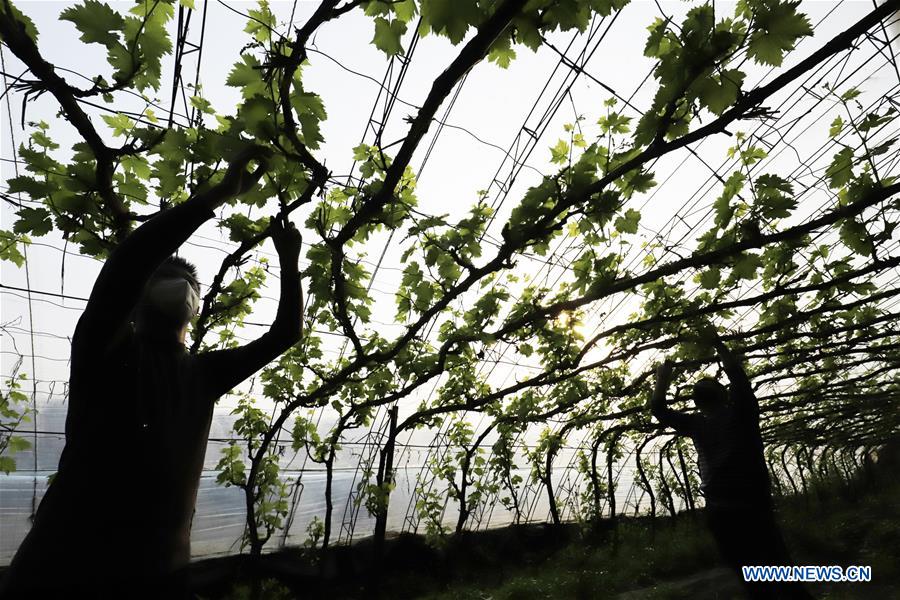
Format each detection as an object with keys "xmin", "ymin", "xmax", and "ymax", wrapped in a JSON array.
[{"xmin": 76, "ymin": 465, "xmax": 895, "ymax": 599}]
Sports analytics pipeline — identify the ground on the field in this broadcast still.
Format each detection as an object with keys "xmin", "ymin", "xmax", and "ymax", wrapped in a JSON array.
[
  {"xmin": 413, "ymin": 474, "xmax": 898, "ymax": 600},
  {"xmin": 191, "ymin": 469, "xmax": 899, "ymax": 599}
]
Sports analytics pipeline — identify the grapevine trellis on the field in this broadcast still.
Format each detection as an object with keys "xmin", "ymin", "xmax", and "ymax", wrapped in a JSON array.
[{"xmin": 1, "ymin": 0, "xmax": 899, "ymax": 563}]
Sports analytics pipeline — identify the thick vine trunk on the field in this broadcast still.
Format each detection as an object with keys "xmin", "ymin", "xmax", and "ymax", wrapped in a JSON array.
[
  {"xmin": 456, "ymin": 427, "xmax": 494, "ymax": 534},
  {"xmin": 675, "ymin": 444, "xmax": 695, "ymax": 512},
  {"xmin": 589, "ymin": 436, "xmax": 603, "ymax": 518},
  {"xmin": 455, "ymin": 456, "xmax": 471, "ymax": 535},
  {"xmin": 545, "ymin": 449, "xmax": 561, "ymax": 526},
  {"xmin": 658, "ymin": 444, "xmax": 676, "ymax": 516},
  {"xmin": 606, "ymin": 433, "xmax": 619, "ymax": 520},
  {"xmin": 636, "ymin": 436, "xmax": 656, "ymax": 519},
  {"xmin": 372, "ymin": 406, "xmax": 398, "ymax": 560},
  {"xmin": 767, "ymin": 454, "xmax": 784, "ymax": 497},
  {"xmin": 664, "ymin": 444, "xmax": 687, "ymax": 513},
  {"xmin": 781, "ymin": 446, "xmax": 799, "ymax": 496},
  {"xmin": 322, "ymin": 449, "xmax": 335, "ymax": 551},
  {"xmin": 796, "ymin": 449, "xmax": 809, "ymax": 495}
]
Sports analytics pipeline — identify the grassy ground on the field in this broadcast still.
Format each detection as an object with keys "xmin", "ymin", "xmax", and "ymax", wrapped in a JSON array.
[
  {"xmin": 413, "ymin": 476, "xmax": 899, "ymax": 600},
  {"xmin": 203, "ymin": 472, "xmax": 898, "ymax": 599}
]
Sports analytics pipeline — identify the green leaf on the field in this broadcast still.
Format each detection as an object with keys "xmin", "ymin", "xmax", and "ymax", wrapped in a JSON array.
[
  {"xmin": 713, "ymin": 171, "xmax": 744, "ymax": 228},
  {"xmin": 597, "ymin": 112, "xmax": 632, "ymax": 134},
  {"xmin": 695, "ymin": 69, "xmax": 745, "ymax": 115},
  {"xmin": 746, "ymin": 0, "xmax": 812, "ymax": 67},
  {"xmin": 841, "ymin": 88, "xmax": 860, "ymax": 101},
  {"xmin": 614, "ymin": 208, "xmax": 641, "ymax": 234},
  {"xmin": 754, "ymin": 173, "xmax": 795, "ymax": 219},
  {"xmin": 698, "ymin": 267, "xmax": 721, "ymax": 289},
  {"xmin": 60, "ymin": 0, "xmax": 124, "ymax": 47},
  {"xmin": 372, "ymin": 16, "xmax": 406, "ymax": 56},
  {"xmin": 488, "ymin": 35, "xmax": 516, "ymax": 69},
  {"xmin": 591, "ymin": 0, "xmax": 629, "ymax": 17},
  {"xmin": 14, "ymin": 207, "xmax": 53, "ymax": 236},
  {"xmin": 391, "ymin": 0, "xmax": 418, "ymax": 23},
  {"xmin": 857, "ymin": 111, "xmax": 893, "ymax": 133},
  {"xmin": 732, "ymin": 252, "xmax": 762, "ymax": 280},
  {"xmin": 8, "ymin": 436, "xmax": 31, "ymax": 453},
  {"xmin": 121, "ymin": 154, "xmax": 151, "ymax": 180},
  {"xmin": 222, "ymin": 214, "xmax": 269, "ymax": 243},
  {"xmin": 2, "ymin": 3, "xmax": 40, "ymax": 42},
  {"xmin": 291, "ymin": 91, "xmax": 327, "ymax": 150},
  {"xmin": 364, "ymin": 1, "xmax": 393, "ymax": 16},
  {"xmin": 0, "ymin": 456, "xmax": 16, "ymax": 475},
  {"xmin": 0, "ymin": 230, "xmax": 28, "ymax": 267},
  {"xmin": 545, "ymin": 0, "xmax": 592, "ymax": 32},
  {"xmin": 550, "ymin": 139, "xmax": 570, "ymax": 164},
  {"xmin": 513, "ymin": 14, "xmax": 542, "ymax": 51},
  {"xmin": 839, "ymin": 219, "xmax": 872, "ymax": 256},
  {"xmin": 644, "ymin": 18, "xmax": 670, "ymax": 58},
  {"xmin": 619, "ymin": 170, "xmax": 656, "ymax": 196},
  {"xmin": 102, "ymin": 112, "xmax": 135, "ymax": 137},
  {"xmin": 19, "ymin": 146, "xmax": 60, "ymax": 174},
  {"xmin": 866, "ymin": 139, "xmax": 897, "ymax": 160},
  {"xmin": 31, "ymin": 131, "xmax": 58, "ymax": 150},
  {"xmin": 6, "ymin": 175, "xmax": 53, "ymax": 199},
  {"xmin": 829, "ymin": 115, "xmax": 844, "ymax": 138},
  {"xmin": 227, "ymin": 55, "xmax": 266, "ymax": 99},
  {"xmin": 244, "ymin": 0, "xmax": 275, "ymax": 44},
  {"xmin": 826, "ymin": 147, "xmax": 854, "ymax": 189},
  {"xmin": 419, "ymin": 0, "xmax": 482, "ymax": 44},
  {"xmin": 189, "ymin": 95, "xmax": 215, "ymax": 115},
  {"xmin": 123, "ymin": 1, "xmax": 174, "ymax": 91}
]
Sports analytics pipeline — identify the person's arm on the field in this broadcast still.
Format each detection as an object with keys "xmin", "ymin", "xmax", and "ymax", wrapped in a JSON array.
[
  {"xmin": 713, "ymin": 338, "xmax": 759, "ymax": 417},
  {"xmin": 196, "ymin": 215, "xmax": 303, "ymax": 400},
  {"xmin": 73, "ymin": 146, "xmax": 271, "ymax": 356},
  {"xmin": 649, "ymin": 359, "xmax": 701, "ymax": 434}
]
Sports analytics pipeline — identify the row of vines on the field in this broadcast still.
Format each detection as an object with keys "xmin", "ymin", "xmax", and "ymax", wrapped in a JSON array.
[{"xmin": 1, "ymin": 0, "xmax": 899, "ymax": 561}]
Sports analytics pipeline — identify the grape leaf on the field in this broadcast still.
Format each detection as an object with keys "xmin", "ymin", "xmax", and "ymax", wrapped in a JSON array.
[
  {"xmin": 420, "ymin": 0, "xmax": 481, "ymax": 44},
  {"xmin": 826, "ymin": 147, "xmax": 854, "ymax": 189},
  {"xmin": 754, "ymin": 173, "xmax": 796, "ymax": 219},
  {"xmin": 2, "ymin": 3, "xmax": 40, "ymax": 42},
  {"xmin": 60, "ymin": 0, "xmax": 124, "ymax": 46},
  {"xmin": 698, "ymin": 267, "xmax": 721, "ymax": 289},
  {"xmin": 746, "ymin": 0, "xmax": 812, "ymax": 67},
  {"xmin": 829, "ymin": 116, "xmax": 844, "ymax": 138},
  {"xmin": 732, "ymin": 252, "xmax": 762, "ymax": 280},
  {"xmin": 6, "ymin": 175, "xmax": 53, "ymax": 199},
  {"xmin": 614, "ymin": 209, "xmax": 641, "ymax": 234},
  {"xmin": 102, "ymin": 113, "xmax": 135, "ymax": 137},
  {"xmin": 0, "ymin": 230, "xmax": 28, "ymax": 267},
  {"xmin": 488, "ymin": 35, "xmax": 516, "ymax": 69},
  {"xmin": 839, "ymin": 219, "xmax": 872, "ymax": 256},
  {"xmin": 550, "ymin": 139, "xmax": 570, "ymax": 164},
  {"xmin": 14, "ymin": 206, "xmax": 53, "ymax": 237},
  {"xmin": 373, "ymin": 17, "xmax": 407, "ymax": 56},
  {"xmin": 696, "ymin": 69, "xmax": 745, "ymax": 115}
]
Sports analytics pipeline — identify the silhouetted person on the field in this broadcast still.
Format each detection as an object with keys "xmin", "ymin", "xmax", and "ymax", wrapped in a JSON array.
[
  {"xmin": 650, "ymin": 340, "xmax": 814, "ymax": 600},
  {"xmin": 1, "ymin": 147, "xmax": 303, "ymax": 598}
]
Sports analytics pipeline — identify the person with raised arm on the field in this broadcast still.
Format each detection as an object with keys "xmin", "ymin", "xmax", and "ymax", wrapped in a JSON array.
[
  {"xmin": 650, "ymin": 338, "xmax": 814, "ymax": 599},
  {"xmin": 2, "ymin": 146, "xmax": 304, "ymax": 599}
]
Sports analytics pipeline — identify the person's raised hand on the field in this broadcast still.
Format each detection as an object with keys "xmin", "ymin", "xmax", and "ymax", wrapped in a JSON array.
[
  {"xmin": 210, "ymin": 145, "xmax": 273, "ymax": 208},
  {"xmin": 270, "ymin": 214, "xmax": 302, "ymax": 263},
  {"xmin": 655, "ymin": 358, "xmax": 675, "ymax": 385}
]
